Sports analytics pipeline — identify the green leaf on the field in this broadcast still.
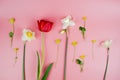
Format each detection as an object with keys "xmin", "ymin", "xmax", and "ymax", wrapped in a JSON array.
[
  {"xmin": 79, "ymin": 26, "xmax": 86, "ymax": 32},
  {"xmin": 9, "ymin": 32, "xmax": 14, "ymax": 38},
  {"xmin": 37, "ymin": 51, "xmax": 40, "ymax": 80},
  {"xmin": 42, "ymin": 63, "xmax": 53, "ymax": 80},
  {"xmin": 76, "ymin": 59, "xmax": 83, "ymax": 65}
]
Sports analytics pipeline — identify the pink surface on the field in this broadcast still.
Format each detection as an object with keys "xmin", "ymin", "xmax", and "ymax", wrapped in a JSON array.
[{"xmin": 0, "ymin": 0, "xmax": 120, "ymax": 80}]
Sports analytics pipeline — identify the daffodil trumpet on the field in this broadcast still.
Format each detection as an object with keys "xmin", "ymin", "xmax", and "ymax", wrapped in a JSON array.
[
  {"xmin": 55, "ymin": 39, "xmax": 61, "ymax": 66},
  {"xmin": 9, "ymin": 18, "xmax": 15, "ymax": 47},
  {"xmin": 71, "ymin": 41, "xmax": 78, "ymax": 62}
]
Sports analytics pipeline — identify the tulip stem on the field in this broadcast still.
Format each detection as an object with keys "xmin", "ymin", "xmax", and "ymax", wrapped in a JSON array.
[
  {"xmin": 103, "ymin": 48, "xmax": 109, "ymax": 80},
  {"xmin": 22, "ymin": 42, "xmax": 26, "ymax": 80},
  {"xmin": 40, "ymin": 32, "xmax": 45, "ymax": 79},
  {"xmin": 63, "ymin": 30, "xmax": 68, "ymax": 80}
]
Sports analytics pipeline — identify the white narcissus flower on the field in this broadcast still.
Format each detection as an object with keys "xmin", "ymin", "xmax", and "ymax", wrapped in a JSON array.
[
  {"xmin": 101, "ymin": 40, "xmax": 112, "ymax": 48},
  {"xmin": 22, "ymin": 29, "xmax": 35, "ymax": 42},
  {"xmin": 61, "ymin": 15, "xmax": 75, "ymax": 29}
]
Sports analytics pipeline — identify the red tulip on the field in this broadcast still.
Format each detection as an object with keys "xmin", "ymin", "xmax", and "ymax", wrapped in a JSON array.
[{"xmin": 37, "ymin": 20, "xmax": 53, "ymax": 32}]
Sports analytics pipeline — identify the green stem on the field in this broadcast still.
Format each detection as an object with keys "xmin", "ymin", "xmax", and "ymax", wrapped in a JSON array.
[
  {"xmin": 22, "ymin": 42, "xmax": 26, "ymax": 80},
  {"xmin": 103, "ymin": 48, "xmax": 109, "ymax": 80},
  {"xmin": 84, "ymin": 21, "xmax": 86, "ymax": 28},
  {"xmin": 11, "ymin": 38, "xmax": 13, "ymax": 48},
  {"xmin": 55, "ymin": 44, "xmax": 59, "ymax": 66},
  {"xmin": 82, "ymin": 20, "xmax": 86, "ymax": 40},
  {"xmin": 11, "ymin": 23, "xmax": 15, "ymax": 47},
  {"xmin": 82, "ymin": 31, "xmax": 85, "ymax": 40},
  {"xmin": 92, "ymin": 43, "xmax": 94, "ymax": 59},
  {"xmin": 40, "ymin": 32, "xmax": 45, "ymax": 80},
  {"xmin": 63, "ymin": 31, "xmax": 68, "ymax": 80},
  {"xmin": 72, "ymin": 46, "xmax": 76, "ymax": 62},
  {"xmin": 15, "ymin": 52, "xmax": 18, "ymax": 64},
  {"xmin": 37, "ymin": 51, "xmax": 40, "ymax": 80},
  {"xmin": 80, "ymin": 61, "xmax": 84, "ymax": 72},
  {"xmin": 80, "ymin": 65, "xmax": 83, "ymax": 72}
]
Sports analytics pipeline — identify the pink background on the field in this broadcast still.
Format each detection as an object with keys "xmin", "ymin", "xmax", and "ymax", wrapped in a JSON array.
[{"xmin": 0, "ymin": 0, "xmax": 120, "ymax": 80}]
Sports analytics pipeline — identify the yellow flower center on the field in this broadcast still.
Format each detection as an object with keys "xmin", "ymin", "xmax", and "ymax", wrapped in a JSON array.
[
  {"xmin": 71, "ymin": 41, "xmax": 78, "ymax": 46},
  {"xmin": 80, "ymin": 55, "xmax": 86, "ymax": 59},
  {"xmin": 9, "ymin": 18, "xmax": 15, "ymax": 24},
  {"xmin": 26, "ymin": 32, "xmax": 33, "ymax": 38},
  {"xmin": 14, "ymin": 48, "xmax": 19, "ymax": 53},
  {"xmin": 82, "ymin": 16, "xmax": 87, "ymax": 21},
  {"xmin": 55, "ymin": 39, "xmax": 61, "ymax": 44},
  {"xmin": 91, "ymin": 40, "xmax": 96, "ymax": 43}
]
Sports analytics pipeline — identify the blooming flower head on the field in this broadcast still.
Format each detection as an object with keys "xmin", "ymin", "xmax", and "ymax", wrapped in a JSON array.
[
  {"xmin": 91, "ymin": 40, "xmax": 97, "ymax": 43},
  {"xmin": 82, "ymin": 16, "xmax": 87, "ymax": 21},
  {"xmin": 100, "ymin": 40, "xmax": 112, "ymax": 48},
  {"xmin": 55, "ymin": 39, "xmax": 61, "ymax": 44},
  {"xmin": 71, "ymin": 41, "xmax": 78, "ymax": 46},
  {"xmin": 61, "ymin": 15, "xmax": 75, "ymax": 29},
  {"xmin": 37, "ymin": 20, "xmax": 53, "ymax": 32},
  {"xmin": 14, "ymin": 48, "xmax": 19, "ymax": 53},
  {"xmin": 22, "ymin": 29, "xmax": 35, "ymax": 42},
  {"xmin": 80, "ymin": 54, "xmax": 86, "ymax": 60},
  {"xmin": 9, "ymin": 18, "xmax": 15, "ymax": 24}
]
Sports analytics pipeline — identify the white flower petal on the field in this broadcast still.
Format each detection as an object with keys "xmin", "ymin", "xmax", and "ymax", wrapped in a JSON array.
[
  {"xmin": 61, "ymin": 15, "xmax": 71, "ymax": 23},
  {"xmin": 61, "ymin": 15, "xmax": 75, "ymax": 29},
  {"xmin": 101, "ymin": 40, "xmax": 112, "ymax": 48},
  {"xmin": 22, "ymin": 35, "xmax": 27, "ymax": 41},
  {"xmin": 69, "ymin": 20, "xmax": 75, "ymax": 26},
  {"xmin": 62, "ymin": 24, "xmax": 69, "ymax": 29},
  {"xmin": 21, "ymin": 29, "xmax": 36, "ymax": 42}
]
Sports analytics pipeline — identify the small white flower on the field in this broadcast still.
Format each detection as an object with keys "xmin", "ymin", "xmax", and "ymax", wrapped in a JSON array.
[
  {"xmin": 22, "ymin": 29, "xmax": 35, "ymax": 42},
  {"xmin": 101, "ymin": 40, "xmax": 112, "ymax": 48},
  {"xmin": 61, "ymin": 15, "xmax": 75, "ymax": 29}
]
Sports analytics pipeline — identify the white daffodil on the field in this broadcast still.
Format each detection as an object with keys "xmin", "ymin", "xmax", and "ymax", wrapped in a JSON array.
[
  {"xmin": 61, "ymin": 15, "xmax": 75, "ymax": 29},
  {"xmin": 22, "ymin": 29, "xmax": 35, "ymax": 42},
  {"xmin": 101, "ymin": 40, "xmax": 112, "ymax": 48}
]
